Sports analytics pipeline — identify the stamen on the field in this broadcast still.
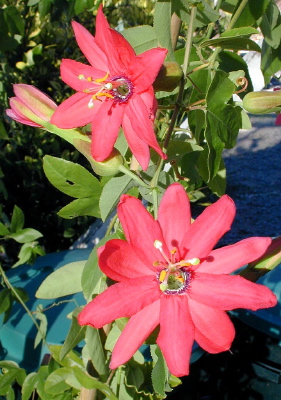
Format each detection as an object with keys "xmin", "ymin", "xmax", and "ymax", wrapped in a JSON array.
[
  {"xmin": 78, "ymin": 74, "xmax": 85, "ymax": 80},
  {"xmin": 93, "ymin": 92, "xmax": 114, "ymax": 101},
  {"xmin": 87, "ymin": 97, "xmax": 95, "ymax": 109},
  {"xmin": 94, "ymin": 72, "xmax": 110, "ymax": 83},
  {"xmin": 154, "ymin": 240, "xmax": 172, "ymax": 266}
]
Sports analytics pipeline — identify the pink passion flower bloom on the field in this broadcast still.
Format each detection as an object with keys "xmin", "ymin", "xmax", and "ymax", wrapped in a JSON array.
[
  {"xmin": 50, "ymin": 6, "xmax": 168, "ymax": 171},
  {"xmin": 78, "ymin": 183, "xmax": 277, "ymax": 377}
]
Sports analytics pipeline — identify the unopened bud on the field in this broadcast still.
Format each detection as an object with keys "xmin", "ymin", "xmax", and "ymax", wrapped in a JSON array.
[
  {"xmin": 153, "ymin": 61, "xmax": 183, "ymax": 92},
  {"xmin": 73, "ymin": 139, "xmax": 123, "ymax": 176},
  {"xmin": 243, "ymin": 90, "xmax": 281, "ymax": 114},
  {"xmin": 6, "ymin": 84, "xmax": 57, "ymax": 127}
]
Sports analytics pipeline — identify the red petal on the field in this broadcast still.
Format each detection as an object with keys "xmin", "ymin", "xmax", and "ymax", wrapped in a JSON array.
[
  {"xmin": 198, "ymin": 237, "xmax": 272, "ymax": 274},
  {"xmin": 110, "ymin": 28, "xmax": 136, "ymax": 66},
  {"xmin": 189, "ymin": 298, "xmax": 235, "ymax": 353},
  {"xmin": 125, "ymin": 95, "xmax": 166, "ymax": 159},
  {"xmin": 91, "ymin": 101, "xmax": 124, "ymax": 161},
  {"xmin": 157, "ymin": 295, "xmax": 195, "ymax": 377},
  {"xmin": 94, "ymin": 6, "xmax": 125, "ymax": 74},
  {"xmin": 181, "ymin": 195, "xmax": 236, "ymax": 259},
  {"xmin": 189, "ymin": 273, "xmax": 277, "ymax": 311},
  {"xmin": 122, "ymin": 112, "xmax": 150, "ymax": 170},
  {"xmin": 78, "ymin": 276, "xmax": 160, "ymax": 328},
  {"xmin": 129, "ymin": 48, "xmax": 168, "ymax": 92},
  {"xmin": 158, "ymin": 183, "xmax": 191, "ymax": 252},
  {"xmin": 117, "ymin": 195, "xmax": 168, "ymax": 267},
  {"xmin": 60, "ymin": 59, "xmax": 106, "ymax": 92},
  {"xmin": 98, "ymin": 239, "xmax": 155, "ymax": 281},
  {"xmin": 71, "ymin": 21, "xmax": 108, "ymax": 70},
  {"xmin": 51, "ymin": 92, "xmax": 103, "ymax": 128},
  {"xmin": 110, "ymin": 300, "xmax": 160, "ymax": 369}
]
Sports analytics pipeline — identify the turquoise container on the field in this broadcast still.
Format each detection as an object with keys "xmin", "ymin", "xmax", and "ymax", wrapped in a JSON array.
[{"xmin": 0, "ymin": 248, "xmax": 92, "ymax": 371}]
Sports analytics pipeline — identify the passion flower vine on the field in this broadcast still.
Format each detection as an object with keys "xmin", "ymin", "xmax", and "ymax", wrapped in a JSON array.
[
  {"xmin": 78, "ymin": 183, "xmax": 277, "ymax": 377},
  {"xmin": 50, "ymin": 5, "xmax": 168, "ymax": 170}
]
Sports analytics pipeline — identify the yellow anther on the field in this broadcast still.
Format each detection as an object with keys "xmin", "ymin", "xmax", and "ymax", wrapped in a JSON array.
[
  {"xmin": 87, "ymin": 77, "xmax": 93, "ymax": 82},
  {"xmin": 153, "ymin": 261, "xmax": 160, "ymax": 267},
  {"xmin": 94, "ymin": 72, "xmax": 110, "ymax": 83},
  {"xmin": 171, "ymin": 248, "xmax": 177, "ymax": 255},
  {"xmin": 93, "ymin": 92, "xmax": 114, "ymax": 102},
  {"xmin": 159, "ymin": 270, "xmax": 167, "ymax": 282}
]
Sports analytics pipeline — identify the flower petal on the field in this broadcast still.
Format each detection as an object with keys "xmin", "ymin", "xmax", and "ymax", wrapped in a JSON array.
[
  {"xmin": 181, "ymin": 195, "xmax": 236, "ymax": 259},
  {"xmin": 78, "ymin": 276, "xmax": 160, "ymax": 328},
  {"xmin": 51, "ymin": 92, "xmax": 103, "ymax": 128},
  {"xmin": 60, "ymin": 59, "xmax": 106, "ymax": 92},
  {"xmin": 110, "ymin": 300, "xmax": 160, "ymax": 369},
  {"xmin": 91, "ymin": 101, "xmax": 125, "ymax": 161},
  {"xmin": 189, "ymin": 298, "xmax": 235, "ymax": 353},
  {"xmin": 110, "ymin": 28, "xmax": 136, "ymax": 66},
  {"xmin": 198, "ymin": 237, "xmax": 272, "ymax": 274},
  {"xmin": 157, "ymin": 295, "xmax": 195, "ymax": 377},
  {"xmin": 117, "ymin": 194, "xmax": 168, "ymax": 267},
  {"xmin": 189, "ymin": 273, "xmax": 277, "ymax": 311},
  {"xmin": 129, "ymin": 48, "xmax": 168, "ymax": 92},
  {"xmin": 71, "ymin": 21, "xmax": 108, "ymax": 70},
  {"xmin": 94, "ymin": 6, "xmax": 126, "ymax": 74},
  {"xmin": 98, "ymin": 239, "xmax": 155, "ymax": 281},
  {"xmin": 122, "ymin": 112, "xmax": 150, "ymax": 170},
  {"xmin": 125, "ymin": 95, "xmax": 166, "ymax": 159},
  {"xmin": 158, "ymin": 183, "xmax": 191, "ymax": 252}
]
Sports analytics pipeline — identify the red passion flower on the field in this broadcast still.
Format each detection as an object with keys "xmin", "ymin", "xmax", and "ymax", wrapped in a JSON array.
[
  {"xmin": 78, "ymin": 183, "xmax": 277, "ymax": 377},
  {"xmin": 51, "ymin": 6, "xmax": 167, "ymax": 170}
]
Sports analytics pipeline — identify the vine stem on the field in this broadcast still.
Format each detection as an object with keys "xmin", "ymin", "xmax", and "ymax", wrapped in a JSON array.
[
  {"xmin": 0, "ymin": 264, "xmax": 49, "ymax": 349},
  {"xmin": 182, "ymin": 6, "xmax": 197, "ymax": 76},
  {"xmin": 118, "ymin": 165, "xmax": 150, "ymax": 189}
]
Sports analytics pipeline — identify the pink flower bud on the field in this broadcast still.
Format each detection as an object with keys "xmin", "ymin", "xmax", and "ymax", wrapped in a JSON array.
[{"xmin": 6, "ymin": 84, "xmax": 57, "ymax": 127}]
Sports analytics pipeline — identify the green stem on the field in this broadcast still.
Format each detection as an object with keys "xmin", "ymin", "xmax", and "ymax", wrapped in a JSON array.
[
  {"xmin": 182, "ymin": 6, "xmax": 197, "ymax": 76},
  {"xmin": 228, "ymin": 0, "xmax": 248, "ymax": 30},
  {"xmin": 0, "ymin": 264, "xmax": 49, "ymax": 349},
  {"xmin": 105, "ymin": 214, "xmax": 118, "ymax": 237},
  {"xmin": 205, "ymin": 0, "xmax": 223, "ymax": 40},
  {"xmin": 118, "ymin": 165, "xmax": 150, "ymax": 189}
]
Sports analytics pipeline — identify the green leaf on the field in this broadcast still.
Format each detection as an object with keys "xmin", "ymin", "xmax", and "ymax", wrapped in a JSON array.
[
  {"xmin": 33, "ymin": 305, "xmax": 47, "ymax": 348},
  {"xmin": 81, "ymin": 233, "xmax": 118, "ymax": 300},
  {"xmin": 13, "ymin": 287, "xmax": 29, "ymax": 303},
  {"xmin": 0, "ymin": 120, "xmax": 9, "ymax": 140},
  {"xmin": 36, "ymin": 259, "xmax": 87, "ymax": 299},
  {"xmin": 260, "ymin": 0, "xmax": 281, "ymax": 49},
  {"xmin": 200, "ymin": 36, "xmax": 261, "ymax": 52},
  {"xmin": 172, "ymin": 0, "xmax": 220, "ymax": 28},
  {"xmin": 10, "ymin": 205, "xmax": 24, "ymax": 233},
  {"xmin": 0, "ymin": 222, "xmax": 9, "ymax": 236},
  {"xmin": 38, "ymin": 0, "xmax": 52, "ymax": 19},
  {"xmin": 221, "ymin": 27, "xmax": 259, "ymax": 37},
  {"xmin": 154, "ymin": 1, "xmax": 174, "ymax": 60},
  {"xmin": 207, "ymin": 159, "xmax": 226, "ymax": 196},
  {"xmin": 261, "ymin": 35, "xmax": 281, "ymax": 85},
  {"xmin": 22, "ymin": 373, "xmax": 38, "ymax": 400},
  {"xmin": 58, "ymin": 196, "xmax": 100, "ymax": 219},
  {"xmin": 151, "ymin": 345, "xmax": 168, "ymax": 398},
  {"xmin": 105, "ymin": 323, "xmax": 122, "ymax": 352},
  {"xmin": 43, "ymin": 155, "xmax": 101, "ymax": 198},
  {"xmin": 99, "ymin": 175, "xmax": 133, "ymax": 221},
  {"xmin": 49, "ymin": 345, "xmax": 84, "ymax": 368},
  {"xmin": 206, "ymin": 71, "xmax": 235, "ymax": 108},
  {"xmin": 0, "ymin": 289, "xmax": 12, "ymax": 315},
  {"xmin": 44, "ymin": 369, "xmax": 72, "ymax": 395},
  {"xmin": 4, "ymin": 6, "xmax": 24, "ymax": 36},
  {"xmin": 233, "ymin": 0, "xmax": 270, "ymax": 27},
  {"xmin": 85, "ymin": 326, "xmax": 108, "ymax": 376},
  {"xmin": 60, "ymin": 313, "xmax": 86, "ymax": 360},
  {"xmin": 8, "ymin": 228, "xmax": 42, "ymax": 243},
  {"xmin": 121, "ymin": 25, "xmax": 158, "ymax": 54}
]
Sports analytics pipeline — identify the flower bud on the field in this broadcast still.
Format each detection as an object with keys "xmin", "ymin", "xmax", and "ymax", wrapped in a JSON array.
[
  {"xmin": 243, "ymin": 90, "xmax": 281, "ymax": 114},
  {"xmin": 6, "ymin": 84, "xmax": 57, "ymax": 127},
  {"xmin": 153, "ymin": 61, "xmax": 183, "ymax": 92},
  {"xmin": 73, "ymin": 139, "xmax": 123, "ymax": 176}
]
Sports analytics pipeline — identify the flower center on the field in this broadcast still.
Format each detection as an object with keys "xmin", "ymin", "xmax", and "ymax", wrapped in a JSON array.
[
  {"xmin": 153, "ymin": 240, "xmax": 200, "ymax": 295},
  {"xmin": 78, "ymin": 72, "xmax": 133, "ymax": 108},
  {"xmin": 110, "ymin": 76, "xmax": 133, "ymax": 103}
]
